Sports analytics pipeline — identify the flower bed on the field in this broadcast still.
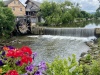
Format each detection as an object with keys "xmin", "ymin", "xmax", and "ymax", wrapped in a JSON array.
[{"xmin": 0, "ymin": 46, "xmax": 47, "ymax": 75}]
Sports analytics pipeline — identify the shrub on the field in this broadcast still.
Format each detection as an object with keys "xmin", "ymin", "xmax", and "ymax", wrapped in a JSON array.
[
  {"xmin": 46, "ymin": 54, "xmax": 83, "ymax": 75},
  {"xmin": 0, "ymin": 2, "xmax": 15, "ymax": 39},
  {"xmin": 82, "ymin": 60, "xmax": 100, "ymax": 75}
]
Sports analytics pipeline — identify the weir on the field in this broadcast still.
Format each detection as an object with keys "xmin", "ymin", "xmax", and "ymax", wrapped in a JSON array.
[
  {"xmin": 30, "ymin": 26, "xmax": 100, "ymax": 38},
  {"xmin": 43, "ymin": 28, "xmax": 95, "ymax": 37}
]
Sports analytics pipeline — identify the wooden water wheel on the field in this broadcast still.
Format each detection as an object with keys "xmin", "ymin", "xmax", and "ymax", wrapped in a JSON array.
[{"xmin": 16, "ymin": 19, "xmax": 30, "ymax": 34}]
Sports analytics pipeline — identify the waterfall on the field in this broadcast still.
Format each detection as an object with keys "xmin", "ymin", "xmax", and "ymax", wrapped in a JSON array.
[{"xmin": 44, "ymin": 28, "xmax": 95, "ymax": 37}]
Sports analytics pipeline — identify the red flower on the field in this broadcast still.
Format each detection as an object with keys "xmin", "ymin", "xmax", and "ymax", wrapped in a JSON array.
[
  {"xmin": 13, "ymin": 50, "xmax": 23, "ymax": 57},
  {"xmin": 6, "ymin": 46, "xmax": 33, "ymax": 66},
  {"xmin": 6, "ymin": 50, "xmax": 14, "ymax": 57},
  {"xmin": 21, "ymin": 55, "xmax": 32, "ymax": 64},
  {"xmin": 5, "ymin": 70, "xmax": 19, "ymax": 75},
  {"xmin": 6, "ymin": 49, "xmax": 23, "ymax": 58},
  {"xmin": 20, "ymin": 46, "xmax": 32, "ymax": 55}
]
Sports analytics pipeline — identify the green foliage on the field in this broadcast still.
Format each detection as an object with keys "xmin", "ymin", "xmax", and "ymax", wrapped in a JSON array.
[
  {"xmin": 0, "ymin": 3, "xmax": 15, "ymax": 39},
  {"xmin": 95, "ymin": 11, "xmax": 100, "ymax": 18},
  {"xmin": 82, "ymin": 60, "xmax": 100, "ymax": 75},
  {"xmin": 46, "ymin": 54, "xmax": 83, "ymax": 75},
  {"xmin": 40, "ymin": 1, "xmax": 62, "ymax": 26},
  {"xmin": 85, "ymin": 54, "xmax": 91, "ymax": 61},
  {"xmin": 0, "ymin": 1, "xmax": 4, "ymax": 7},
  {"xmin": 40, "ymin": 0, "xmax": 92, "ymax": 26}
]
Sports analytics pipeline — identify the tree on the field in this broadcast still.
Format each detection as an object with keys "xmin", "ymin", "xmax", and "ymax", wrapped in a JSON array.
[
  {"xmin": 40, "ymin": 1, "xmax": 62, "ymax": 26},
  {"xmin": 0, "ymin": 1, "xmax": 4, "ymax": 7},
  {"xmin": 40, "ymin": 0, "xmax": 90, "ymax": 26},
  {"xmin": 0, "ymin": 1, "xmax": 15, "ymax": 38},
  {"xmin": 60, "ymin": 0, "xmax": 74, "ymax": 23}
]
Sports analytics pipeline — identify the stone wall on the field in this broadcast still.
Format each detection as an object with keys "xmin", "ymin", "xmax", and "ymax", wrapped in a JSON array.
[
  {"xmin": 95, "ymin": 28, "xmax": 100, "ymax": 34},
  {"xmin": 95, "ymin": 28, "xmax": 100, "ymax": 38}
]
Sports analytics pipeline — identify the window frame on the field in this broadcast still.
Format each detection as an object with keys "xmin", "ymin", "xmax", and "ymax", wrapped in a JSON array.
[
  {"xmin": 20, "ymin": 8, "xmax": 22, "ymax": 11},
  {"xmin": 12, "ymin": 7, "xmax": 15, "ymax": 11}
]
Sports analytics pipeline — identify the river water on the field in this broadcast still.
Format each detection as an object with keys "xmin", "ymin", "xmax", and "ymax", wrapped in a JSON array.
[{"xmin": 13, "ymin": 20, "xmax": 100, "ymax": 64}]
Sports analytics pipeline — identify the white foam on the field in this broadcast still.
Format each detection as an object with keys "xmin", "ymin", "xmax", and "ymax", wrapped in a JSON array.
[
  {"xmin": 27, "ymin": 35, "xmax": 96, "ymax": 42},
  {"xmin": 41, "ymin": 35, "xmax": 96, "ymax": 42}
]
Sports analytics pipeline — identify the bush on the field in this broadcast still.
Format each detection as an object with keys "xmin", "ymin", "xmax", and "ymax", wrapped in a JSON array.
[
  {"xmin": 0, "ymin": 2, "xmax": 15, "ymax": 39},
  {"xmin": 46, "ymin": 54, "xmax": 83, "ymax": 75},
  {"xmin": 82, "ymin": 60, "xmax": 100, "ymax": 75}
]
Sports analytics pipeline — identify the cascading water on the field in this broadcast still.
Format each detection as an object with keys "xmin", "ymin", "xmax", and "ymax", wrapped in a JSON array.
[
  {"xmin": 13, "ymin": 21, "xmax": 99, "ymax": 64},
  {"xmin": 44, "ymin": 28, "xmax": 95, "ymax": 37}
]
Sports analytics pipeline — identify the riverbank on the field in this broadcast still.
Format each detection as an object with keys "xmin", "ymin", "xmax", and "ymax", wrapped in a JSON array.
[
  {"xmin": 0, "ymin": 36, "xmax": 34, "ymax": 48},
  {"xmin": 79, "ymin": 38, "xmax": 100, "ymax": 65}
]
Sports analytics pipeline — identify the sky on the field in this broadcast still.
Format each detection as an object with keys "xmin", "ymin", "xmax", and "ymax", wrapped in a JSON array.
[{"xmin": 5, "ymin": 0, "xmax": 100, "ymax": 12}]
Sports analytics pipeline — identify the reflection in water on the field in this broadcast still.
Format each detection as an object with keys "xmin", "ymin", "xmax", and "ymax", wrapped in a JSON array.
[
  {"xmin": 85, "ymin": 20, "xmax": 100, "ymax": 28},
  {"xmin": 52, "ymin": 20, "xmax": 100, "ymax": 28}
]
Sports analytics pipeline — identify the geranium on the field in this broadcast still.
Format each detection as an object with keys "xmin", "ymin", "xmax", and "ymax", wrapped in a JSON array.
[
  {"xmin": 21, "ymin": 55, "xmax": 32, "ymax": 64},
  {"xmin": 0, "ymin": 46, "xmax": 47, "ymax": 75},
  {"xmin": 20, "ymin": 46, "xmax": 32, "ymax": 55},
  {"xmin": 5, "ymin": 70, "xmax": 19, "ymax": 75}
]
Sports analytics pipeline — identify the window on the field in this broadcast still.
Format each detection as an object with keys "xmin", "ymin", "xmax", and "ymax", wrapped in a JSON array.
[
  {"xmin": 12, "ymin": 7, "xmax": 15, "ymax": 11},
  {"xmin": 20, "ymin": 8, "xmax": 22, "ymax": 11}
]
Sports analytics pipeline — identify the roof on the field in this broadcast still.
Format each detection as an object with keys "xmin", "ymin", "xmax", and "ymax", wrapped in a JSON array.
[
  {"xmin": 25, "ymin": 0, "xmax": 41, "ymax": 11},
  {"xmin": 3, "ymin": 0, "xmax": 25, "ymax": 7},
  {"xmin": 25, "ymin": 0, "xmax": 41, "ymax": 7},
  {"xmin": 32, "ymin": 1, "xmax": 41, "ymax": 7},
  {"xmin": 3, "ymin": 0, "xmax": 13, "ymax": 6}
]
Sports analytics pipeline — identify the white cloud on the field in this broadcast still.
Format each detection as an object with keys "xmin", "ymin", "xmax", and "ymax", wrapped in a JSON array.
[{"xmin": 71, "ymin": 0, "xmax": 99, "ymax": 12}]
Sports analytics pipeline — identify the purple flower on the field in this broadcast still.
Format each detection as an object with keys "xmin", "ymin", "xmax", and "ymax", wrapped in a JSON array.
[
  {"xmin": 33, "ymin": 52, "xmax": 37, "ymax": 59},
  {"xmin": 16, "ymin": 61, "xmax": 20, "ymax": 66},
  {"xmin": 4, "ymin": 58, "xmax": 7, "ymax": 60},
  {"xmin": 0, "ymin": 60, "xmax": 4, "ymax": 66},
  {"xmin": 34, "ymin": 70, "xmax": 42, "ymax": 75},
  {"xmin": 25, "ymin": 64, "xmax": 35, "ymax": 72},
  {"xmin": 38, "ymin": 61, "xmax": 47, "ymax": 71},
  {"xmin": 2, "ymin": 51, "xmax": 5, "ymax": 56},
  {"xmin": 7, "ymin": 46, "xmax": 15, "ymax": 50}
]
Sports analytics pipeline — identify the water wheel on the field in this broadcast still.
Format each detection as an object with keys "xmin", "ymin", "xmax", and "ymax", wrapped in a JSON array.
[{"xmin": 16, "ymin": 19, "xmax": 29, "ymax": 34}]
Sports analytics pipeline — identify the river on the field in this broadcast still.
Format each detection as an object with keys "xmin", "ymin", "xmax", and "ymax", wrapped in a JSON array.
[{"xmin": 12, "ymin": 20, "xmax": 100, "ymax": 64}]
